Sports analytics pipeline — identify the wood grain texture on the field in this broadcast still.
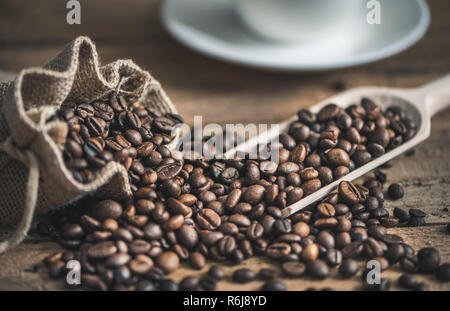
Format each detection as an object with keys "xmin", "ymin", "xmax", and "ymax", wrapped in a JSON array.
[{"xmin": 0, "ymin": 0, "xmax": 449, "ymax": 290}]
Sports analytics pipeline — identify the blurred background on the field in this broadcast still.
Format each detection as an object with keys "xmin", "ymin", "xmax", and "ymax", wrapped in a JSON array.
[{"xmin": 0, "ymin": 0, "xmax": 449, "ymax": 127}]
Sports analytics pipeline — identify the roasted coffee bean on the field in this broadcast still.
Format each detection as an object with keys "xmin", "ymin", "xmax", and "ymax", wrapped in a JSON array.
[
  {"xmin": 87, "ymin": 241, "xmax": 117, "ymax": 259},
  {"xmin": 258, "ymin": 268, "xmax": 278, "ymax": 280},
  {"xmin": 178, "ymin": 276, "xmax": 200, "ymax": 291},
  {"xmin": 409, "ymin": 208, "xmax": 426, "ymax": 217},
  {"xmin": 388, "ymin": 183, "xmax": 404, "ymax": 199},
  {"xmin": 156, "ymin": 161, "xmax": 182, "ymax": 181},
  {"xmin": 199, "ymin": 277, "xmax": 217, "ymax": 291},
  {"xmin": 232, "ymin": 268, "xmax": 256, "ymax": 283},
  {"xmin": 325, "ymin": 249, "xmax": 343, "ymax": 266},
  {"xmin": 417, "ymin": 247, "xmax": 440, "ymax": 273},
  {"xmin": 302, "ymin": 243, "xmax": 319, "ymax": 262},
  {"xmin": 159, "ymin": 279, "xmax": 179, "ymax": 291},
  {"xmin": 196, "ymin": 209, "xmax": 221, "ymax": 230},
  {"xmin": 176, "ymin": 225, "xmax": 199, "ymax": 249},
  {"xmin": 307, "ymin": 259, "xmax": 329, "ymax": 280},
  {"xmin": 156, "ymin": 252, "xmax": 179, "ymax": 274},
  {"xmin": 435, "ymin": 263, "xmax": 450, "ymax": 282},
  {"xmin": 400, "ymin": 256, "xmax": 418, "ymax": 273},
  {"xmin": 317, "ymin": 203, "xmax": 335, "ymax": 217},
  {"xmin": 408, "ymin": 217, "xmax": 426, "ymax": 227},
  {"xmin": 398, "ymin": 274, "xmax": 419, "ymax": 289},
  {"xmin": 386, "ymin": 244, "xmax": 405, "ymax": 263},
  {"xmin": 339, "ymin": 181, "xmax": 361, "ymax": 205},
  {"xmin": 266, "ymin": 242, "xmax": 291, "ymax": 259},
  {"xmin": 90, "ymin": 200, "xmax": 123, "ymax": 221},
  {"xmin": 339, "ymin": 258, "xmax": 359, "ymax": 278},
  {"xmin": 281, "ymin": 261, "xmax": 306, "ymax": 277},
  {"xmin": 342, "ymin": 241, "xmax": 363, "ymax": 258},
  {"xmin": 207, "ymin": 265, "xmax": 225, "ymax": 280},
  {"xmin": 188, "ymin": 252, "xmax": 206, "ymax": 270},
  {"xmin": 261, "ymin": 280, "xmax": 286, "ymax": 291}
]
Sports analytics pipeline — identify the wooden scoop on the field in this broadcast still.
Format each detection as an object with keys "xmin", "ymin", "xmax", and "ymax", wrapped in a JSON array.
[{"xmin": 225, "ymin": 74, "xmax": 450, "ymax": 217}]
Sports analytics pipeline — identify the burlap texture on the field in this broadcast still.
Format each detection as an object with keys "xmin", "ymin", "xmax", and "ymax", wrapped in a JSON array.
[{"xmin": 0, "ymin": 37, "xmax": 177, "ymax": 251}]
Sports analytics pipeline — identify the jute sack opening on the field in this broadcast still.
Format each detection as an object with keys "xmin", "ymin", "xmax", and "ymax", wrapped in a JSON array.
[{"xmin": 0, "ymin": 36, "xmax": 177, "ymax": 253}]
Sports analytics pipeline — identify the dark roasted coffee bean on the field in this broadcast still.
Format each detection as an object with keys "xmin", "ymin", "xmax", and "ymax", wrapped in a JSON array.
[
  {"xmin": 388, "ymin": 183, "xmax": 404, "ymax": 199},
  {"xmin": 417, "ymin": 247, "xmax": 440, "ymax": 273},
  {"xmin": 409, "ymin": 208, "xmax": 426, "ymax": 217},
  {"xmin": 408, "ymin": 217, "xmax": 426, "ymax": 227},
  {"xmin": 386, "ymin": 244, "xmax": 405, "ymax": 263},
  {"xmin": 339, "ymin": 181, "xmax": 361, "ymax": 204},
  {"xmin": 307, "ymin": 259, "xmax": 329, "ymax": 280},
  {"xmin": 232, "ymin": 268, "xmax": 256, "ymax": 283},
  {"xmin": 398, "ymin": 274, "xmax": 419, "ymax": 289},
  {"xmin": 208, "ymin": 265, "xmax": 225, "ymax": 280},
  {"xmin": 91, "ymin": 200, "xmax": 122, "ymax": 221},
  {"xmin": 400, "ymin": 256, "xmax": 418, "ymax": 273},
  {"xmin": 159, "ymin": 279, "xmax": 179, "ymax": 291},
  {"xmin": 342, "ymin": 241, "xmax": 363, "ymax": 258},
  {"xmin": 281, "ymin": 261, "xmax": 306, "ymax": 277},
  {"xmin": 435, "ymin": 263, "xmax": 450, "ymax": 282},
  {"xmin": 178, "ymin": 276, "xmax": 200, "ymax": 291},
  {"xmin": 156, "ymin": 252, "xmax": 179, "ymax": 274},
  {"xmin": 339, "ymin": 258, "xmax": 359, "ymax": 278},
  {"xmin": 258, "ymin": 268, "xmax": 278, "ymax": 280},
  {"xmin": 261, "ymin": 280, "xmax": 286, "ymax": 291},
  {"xmin": 188, "ymin": 252, "xmax": 206, "ymax": 270}
]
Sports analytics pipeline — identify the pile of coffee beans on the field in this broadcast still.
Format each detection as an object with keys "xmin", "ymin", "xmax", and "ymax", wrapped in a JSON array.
[
  {"xmin": 38, "ymin": 97, "xmax": 448, "ymax": 291},
  {"xmin": 57, "ymin": 93, "xmax": 183, "ymax": 185}
]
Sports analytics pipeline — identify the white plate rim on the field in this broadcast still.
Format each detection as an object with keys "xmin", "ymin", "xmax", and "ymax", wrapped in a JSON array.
[{"xmin": 161, "ymin": 0, "xmax": 430, "ymax": 71}]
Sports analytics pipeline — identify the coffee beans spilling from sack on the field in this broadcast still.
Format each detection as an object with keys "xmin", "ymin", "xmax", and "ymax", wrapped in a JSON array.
[
  {"xmin": 57, "ymin": 94, "xmax": 183, "ymax": 186},
  {"xmin": 39, "ymin": 97, "xmax": 448, "ymax": 290}
]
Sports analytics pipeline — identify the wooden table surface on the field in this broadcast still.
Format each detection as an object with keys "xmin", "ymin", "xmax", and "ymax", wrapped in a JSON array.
[{"xmin": 0, "ymin": 0, "xmax": 449, "ymax": 290}]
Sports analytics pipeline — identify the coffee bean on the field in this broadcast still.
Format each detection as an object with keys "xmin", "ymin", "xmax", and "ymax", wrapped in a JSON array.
[
  {"xmin": 91, "ymin": 200, "xmax": 123, "ymax": 221},
  {"xmin": 398, "ymin": 274, "xmax": 419, "ymax": 289},
  {"xmin": 178, "ymin": 276, "xmax": 200, "ymax": 291},
  {"xmin": 325, "ymin": 249, "xmax": 342, "ymax": 266},
  {"xmin": 266, "ymin": 242, "xmax": 291, "ymax": 259},
  {"xmin": 156, "ymin": 252, "xmax": 179, "ymax": 274},
  {"xmin": 188, "ymin": 252, "xmax": 206, "ymax": 270},
  {"xmin": 159, "ymin": 279, "xmax": 179, "ymax": 291},
  {"xmin": 327, "ymin": 148, "xmax": 350, "ymax": 166},
  {"xmin": 339, "ymin": 181, "xmax": 361, "ymax": 205},
  {"xmin": 281, "ymin": 261, "xmax": 306, "ymax": 277},
  {"xmin": 258, "ymin": 268, "xmax": 278, "ymax": 280},
  {"xmin": 176, "ymin": 225, "xmax": 199, "ymax": 249},
  {"xmin": 388, "ymin": 183, "xmax": 404, "ymax": 199},
  {"xmin": 232, "ymin": 268, "xmax": 256, "ymax": 283},
  {"xmin": 302, "ymin": 243, "xmax": 319, "ymax": 262},
  {"xmin": 87, "ymin": 242, "xmax": 117, "ymax": 259},
  {"xmin": 417, "ymin": 247, "xmax": 440, "ymax": 273},
  {"xmin": 261, "ymin": 280, "xmax": 286, "ymax": 291},
  {"xmin": 386, "ymin": 244, "xmax": 405, "ymax": 263},
  {"xmin": 342, "ymin": 241, "xmax": 363, "ymax": 258},
  {"xmin": 435, "ymin": 263, "xmax": 450, "ymax": 282},
  {"xmin": 208, "ymin": 265, "xmax": 225, "ymax": 280},
  {"xmin": 317, "ymin": 203, "xmax": 335, "ymax": 217},
  {"xmin": 339, "ymin": 259, "xmax": 359, "ymax": 278},
  {"xmin": 409, "ymin": 208, "xmax": 426, "ymax": 217},
  {"xmin": 318, "ymin": 104, "xmax": 340, "ymax": 121},
  {"xmin": 307, "ymin": 259, "xmax": 329, "ymax": 280}
]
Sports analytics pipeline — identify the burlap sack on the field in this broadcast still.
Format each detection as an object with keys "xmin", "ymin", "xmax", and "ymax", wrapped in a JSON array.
[{"xmin": 0, "ymin": 36, "xmax": 177, "ymax": 253}]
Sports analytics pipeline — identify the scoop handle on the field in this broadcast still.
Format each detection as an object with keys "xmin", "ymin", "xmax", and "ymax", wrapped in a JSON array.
[{"xmin": 417, "ymin": 73, "xmax": 450, "ymax": 117}]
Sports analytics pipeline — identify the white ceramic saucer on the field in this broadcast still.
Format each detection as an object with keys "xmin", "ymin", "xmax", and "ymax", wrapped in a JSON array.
[{"xmin": 161, "ymin": 0, "xmax": 430, "ymax": 71}]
